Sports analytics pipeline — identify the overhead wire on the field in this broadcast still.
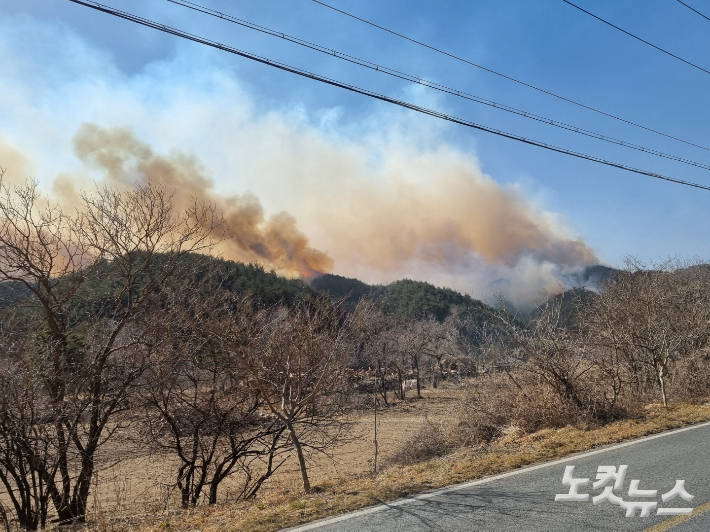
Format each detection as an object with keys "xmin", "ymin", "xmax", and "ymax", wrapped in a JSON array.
[
  {"xmin": 562, "ymin": 0, "xmax": 710, "ymax": 75},
  {"xmin": 309, "ymin": 0, "xmax": 710, "ymax": 152},
  {"xmin": 675, "ymin": 0, "xmax": 710, "ymax": 23},
  {"xmin": 64, "ymin": 0, "xmax": 710, "ymax": 192},
  {"xmin": 162, "ymin": 0, "xmax": 710, "ymax": 172}
]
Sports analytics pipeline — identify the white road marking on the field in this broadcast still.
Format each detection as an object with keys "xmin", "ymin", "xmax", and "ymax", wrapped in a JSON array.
[{"xmin": 283, "ymin": 421, "xmax": 710, "ymax": 531}]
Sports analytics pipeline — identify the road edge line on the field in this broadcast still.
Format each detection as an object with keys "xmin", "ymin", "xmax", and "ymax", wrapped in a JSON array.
[{"xmin": 283, "ymin": 420, "xmax": 710, "ymax": 531}]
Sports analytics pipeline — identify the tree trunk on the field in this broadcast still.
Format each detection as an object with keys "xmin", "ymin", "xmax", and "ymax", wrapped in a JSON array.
[
  {"xmin": 179, "ymin": 467, "xmax": 192, "ymax": 509},
  {"xmin": 373, "ymin": 392, "xmax": 378, "ymax": 475},
  {"xmin": 377, "ymin": 360, "xmax": 388, "ymax": 405},
  {"xmin": 286, "ymin": 421, "xmax": 311, "ymax": 493},
  {"xmin": 414, "ymin": 357, "xmax": 422, "ymax": 398},
  {"xmin": 658, "ymin": 368, "xmax": 668, "ymax": 407},
  {"xmin": 209, "ymin": 481, "xmax": 219, "ymax": 505}
]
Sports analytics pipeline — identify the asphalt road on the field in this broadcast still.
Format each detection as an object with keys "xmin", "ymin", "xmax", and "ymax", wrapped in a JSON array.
[{"xmin": 284, "ymin": 422, "xmax": 710, "ymax": 532}]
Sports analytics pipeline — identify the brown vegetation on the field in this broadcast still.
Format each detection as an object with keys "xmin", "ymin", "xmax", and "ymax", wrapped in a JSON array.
[
  {"xmin": 1, "ymin": 173, "xmax": 710, "ymax": 531},
  {"xmin": 0, "ymin": 175, "xmax": 220, "ymax": 528},
  {"xmin": 130, "ymin": 402, "xmax": 710, "ymax": 532}
]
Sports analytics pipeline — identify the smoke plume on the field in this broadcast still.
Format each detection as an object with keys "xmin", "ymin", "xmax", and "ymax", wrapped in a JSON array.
[
  {"xmin": 311, "ymin": 145, "xmax": 598, "ymax": 304},
  {"xmin": 66, "ymin": 121, "xmax": 598, "ymax": 304},
  {"xmin": 228, "ymin": 115, "xmax": 600, "ymax": 305},
  {"xmin": 71, "ymin": 123, "xmax": 332, "ymax": 277},
  {"xmin": 0, "ymin": 16, "xmax": 601, "ymax": 305},
  {"xmin": 301, "ymin": 144, "xmax": 596, "ymax": 271}
]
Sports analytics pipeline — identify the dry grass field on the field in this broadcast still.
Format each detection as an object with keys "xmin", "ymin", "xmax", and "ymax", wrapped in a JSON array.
[
  {"xmin": 54, "ymin": 384, "xmax": 710, "ymax": 532},
  {"xmin": 82, "ymin": 385, "xmax": 463, "ymax": 520},
  {"xmin": 21, "ymin": 385, "xmax": 461, "ymax": 531}
]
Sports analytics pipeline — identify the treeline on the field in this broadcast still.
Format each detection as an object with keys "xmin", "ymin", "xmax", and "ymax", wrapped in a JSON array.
[{"xmin": 312, "ymin": 274, "xmax": 494, "ymax": 323}]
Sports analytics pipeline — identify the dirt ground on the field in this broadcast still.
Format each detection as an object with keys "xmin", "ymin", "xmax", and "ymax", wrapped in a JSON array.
[{"xmin": 80, "ymin": 383, "xmax": 464, "ymax": 521}]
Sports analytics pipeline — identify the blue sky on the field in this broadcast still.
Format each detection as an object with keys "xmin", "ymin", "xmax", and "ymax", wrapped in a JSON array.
[{"xmin": 1, "ymin": 0, "xmax": 709, "ymax": 303}]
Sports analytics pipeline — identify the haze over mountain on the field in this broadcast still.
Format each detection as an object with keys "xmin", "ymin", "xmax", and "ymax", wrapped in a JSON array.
[{"xmin": 0, "ymin": 14, "xmax": 605, "ymax": 309}]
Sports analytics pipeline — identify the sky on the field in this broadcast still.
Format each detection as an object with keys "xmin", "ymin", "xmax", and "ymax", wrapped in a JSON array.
[{"xmin": 1, "ymin": 0, "xmax": 709, "ymax": 305}]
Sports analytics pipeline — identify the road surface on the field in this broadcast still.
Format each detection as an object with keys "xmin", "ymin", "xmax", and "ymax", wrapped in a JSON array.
[{"xmin": 284, "ymin": 422, "xmax": 710, "ymax": 531}]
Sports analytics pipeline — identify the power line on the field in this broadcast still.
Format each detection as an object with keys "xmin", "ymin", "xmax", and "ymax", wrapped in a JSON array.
[
  {"xmin": 675, "ymin": 0, "xmax": 710, "ymax": 23},
  {"xmin": 163, "ymin": 0, "xmax": 710, "ymax": 172},
  {"xmin": 562, "ymin": 0, "xmax": 710, "ymax": 75},
  {"xmin": 310, "ymin": 0, "xmax": 710, "ymax": 152},
  {"xmin": 64, "ymin": 0, "xmax": 710, "ymax": 192}
]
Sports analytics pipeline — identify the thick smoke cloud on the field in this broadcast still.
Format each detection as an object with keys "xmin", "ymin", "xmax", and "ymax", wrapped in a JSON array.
[
  {"xmin": 71, "ymin": 123, "xmax": 332, "ymax": 277},
  {"xmin": 300, "ymin": 143, "xmax": 596, "ymax": 270},
  {"xmin": 0, "ymin": 15, "xmax": 599, "ymax": 306},
  {"xmin": 219, "ymin": 112, "xmax": 599, "ymax": 305},
  {"xmin": 66, "ymin": 122, "xmax": 597, "ymax": 304}
]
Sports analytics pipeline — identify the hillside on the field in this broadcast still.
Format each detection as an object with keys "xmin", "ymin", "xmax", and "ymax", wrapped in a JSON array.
[
  {"xmin": 0, "ymin": 255, "xmax": 624, "ymax": 326},
  {"xmin": 532, "ymin": 286, "xmax": 599, "ymax": 328},
  {"xmin": 310, "ymin": 273, "xmax": 384, "ymax": 305},
  {"xmin": 311, "ymin": 273, "xmax": 495, "ymax": 322},
  {"xmin": 0, "ymin": 255, "xmax": 498, "ymax": 322},
  {"xmin": 569, "ymin": 264, "xmax": 619, "ymax": 287}
]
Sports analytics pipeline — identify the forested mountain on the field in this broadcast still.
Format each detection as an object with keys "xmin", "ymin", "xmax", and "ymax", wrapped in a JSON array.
[
  {"xmin": 532, "ymin": 286, "xmax": 599, "ymax": 328},
  {"xmin": 186, "ymin": 255, "xmax": 317, "ymax": 306},
  {"xmin": 310, "ymin": 273, "xmax": 383, "ymax": 304},
  {"xmin": 1, "ymin": 253, "xmax": 628, "ymax": 326},
  {"xmin": 89, "ymin": 253, "xmax": 318, "ymax": 309},
  {"xmin": 0, "ymin": 254, "xmax": 503, "ymax": 323},
  {"xmin": 570, "ymin": 264, "xmax": 619, "ymax": 287},
  {"xmin": 382, "ymin": 279, "xmax": 493, "ymax": 322},
  {"xmin": 0, "ymin": 280, "xmax": 32, "ymax": 307},
  {"xmin": 311, "ymin": 274, "xmax": 495, "ymax": 322}
]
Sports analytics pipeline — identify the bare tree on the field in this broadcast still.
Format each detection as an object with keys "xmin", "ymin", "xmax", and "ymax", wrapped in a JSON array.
[
  {"xmin": 419, "ymin": 315, "xmax": 466, "ymax": 388},
  {"xmin": 0, "ymin": 328, "xmax": 54, "ymax": 530},
  {"xmin": 228, "ymin": 296, "xmax": 356, "ymax": 494},
  {"xmin": 493, "ymin": 293, "xmax": 617, "ymax": 419},
  {"xmin": 355, "ymin": 302, "xmax": 398, "ymax": 405},
  {"xmin": 0, "ymin": 176, "xmax": 221, "ymax": 526},
  {"xmin": 587, "ymin": 258, "xmax": 710, "ymax": 406},
  {"xmin": 141, "ymin": 281, "xmax": 287, "ymax": 507},
  {"xmin": 391, "ymin": 317, "xmax": 444, "ymax": 398}
]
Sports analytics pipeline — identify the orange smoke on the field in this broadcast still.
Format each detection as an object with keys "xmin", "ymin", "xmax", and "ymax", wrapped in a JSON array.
[
  {"xmin": 71, "ymin": 123, "xmax": 332, "ymax": 277},
  {"xmin": 266, "ymin": 140, "xmax": 599, "ymax": 283},
  {"xmin": 0, "ymin": 137, "xmax": 33, "ymax": 185}
]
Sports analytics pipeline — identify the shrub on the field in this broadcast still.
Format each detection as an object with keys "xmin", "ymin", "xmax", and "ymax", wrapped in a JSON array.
[{"xmin": 387, "ymin": 419, "xmax": 452, "ymax": 466}]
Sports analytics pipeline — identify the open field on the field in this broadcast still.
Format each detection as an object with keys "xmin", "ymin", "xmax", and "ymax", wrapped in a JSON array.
[
  {"xmin": 57, "ymin": 386, "xmax": 710, "ymax": 532},
  {"xmin": 78, "ymin": 385, "xmax": 464, "ymax": 522},
  {"xmin": 6, "ymin": 384, "xmax": 461, "ymax": 530}
]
